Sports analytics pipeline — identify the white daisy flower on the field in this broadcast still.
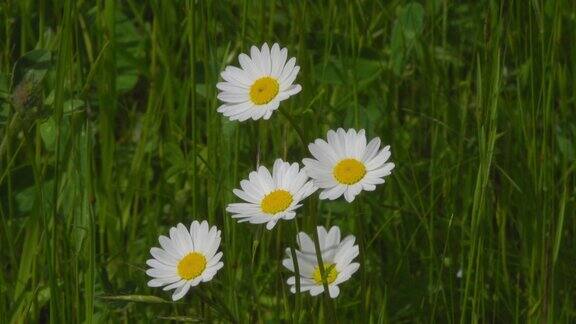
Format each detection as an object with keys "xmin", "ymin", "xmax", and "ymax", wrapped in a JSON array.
[
  {"xmin": 216, "ymin": 42, "xmax": 302, "ymax": 121},
  {"xmin": 226, "ymin": 159, "xmax": 316, "ymax": 230},
  {"xmin": 303, "ymin": 128, "xmax": 395, "ymax": 202},
  {"xmin": 282, "ymin": 226, "xmax": 359, "ymax": 298},
  {"xmin": 146, "ymin": 221, "xmax": 224, "ymax": 301}
]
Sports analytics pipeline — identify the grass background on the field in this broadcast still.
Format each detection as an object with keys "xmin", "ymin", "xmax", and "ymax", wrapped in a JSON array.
[{"xmin": 1, "ymin": 0, "xmax": 575, "ymax": 323}]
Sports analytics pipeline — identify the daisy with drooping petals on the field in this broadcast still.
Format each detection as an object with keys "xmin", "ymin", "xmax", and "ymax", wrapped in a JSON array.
[
  {"xmin": 217, "ymin": 43, "xmax": 302, "ymax": 121},
  {"xmin": 227, "ymin": 159, "xmax": 316, "ymax": 230},
  {"xmin": 283, "ymin": 226, "xmax": 359, "ymax": 298},
  {"xmin": 303, "ymin": 128, "xmax": 395, "ymax": 202},
  {"xmin": 146, "ymin": 221, "xmax": 223, "ymax": 301}
]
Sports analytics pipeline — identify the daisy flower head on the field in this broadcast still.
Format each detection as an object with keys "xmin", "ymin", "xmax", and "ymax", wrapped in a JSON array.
[
  {"xmin": 303, "ymin": 128, "xmax": 395, "ymax": 202},
  {"xmin": 146, "ymin": 221, "xmax": 223, "ymax": 301},
  {"xmin": 217, "ymin": 43, "xmax": 302, "ymax": 122},
  {"xmin": 283, "ymin": 226, "xmax": 359, "ymax": 298},
  {"xmin": 227, "ymin": 159, "xmax": 316, "ymax": 230}
]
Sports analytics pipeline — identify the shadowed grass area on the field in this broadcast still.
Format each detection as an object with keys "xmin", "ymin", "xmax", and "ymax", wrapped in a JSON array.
[{"xmin": 1, "ymin": 0, "xmax": 575, "ymax": 323}]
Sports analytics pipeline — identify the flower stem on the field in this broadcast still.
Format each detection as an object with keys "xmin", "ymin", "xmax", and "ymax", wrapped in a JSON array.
[{"xmin": 310, "ymin": 200, "xmax": 337, "ymax": 321}]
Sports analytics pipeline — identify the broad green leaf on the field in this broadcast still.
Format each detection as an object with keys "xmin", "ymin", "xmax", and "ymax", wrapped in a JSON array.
[
  {"xmin": 390, "ymin": 3, "xmax": 424, "ymax": 75},
  {"xmin": 556, "ymin": 125, "xmax": 575, "ymax": 161},
  {"xmin": 63, "ymin": 99, "xmax": 85, "ymax": 113},
  {"xmin": 10, "ymin": 50, "xmax": 51, "ymax": 115},
  {"xmin": 315, "ymin": 60, "xmax": 346, "ymax": 85},
  {"xmin": 114, "ymin": 12, "xmax": 145, "ymax": 93},
  {"xmin": 39, "ymin": 117, "xmax": 57, "ymax": 150},
  {"xmin": 11, "ymin": 49, "xmax": 52, "ymax": 87},
  {"xmin": 15, "ymin": 179, "xmax": 54, "ymax": 213}
]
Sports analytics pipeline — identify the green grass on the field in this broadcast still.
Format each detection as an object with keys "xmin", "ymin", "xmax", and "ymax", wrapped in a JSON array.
[{"xmin": 1, "ymin": 0, "xmax": 575, "ymax": 323}]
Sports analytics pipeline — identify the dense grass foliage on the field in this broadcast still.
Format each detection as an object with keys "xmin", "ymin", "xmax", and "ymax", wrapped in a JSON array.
[{"xmin": 1, "ymin": 0, "xmax": 575, "ymax": 323}]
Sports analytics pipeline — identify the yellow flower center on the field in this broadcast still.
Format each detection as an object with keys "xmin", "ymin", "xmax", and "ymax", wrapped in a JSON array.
[
  {"xmin": 260, "ymin": 189, "xmax": 293, "ymax": 214},
  {"xmin": 249, "ymin": 77, "xmax": 279, "ymax": 105},
  {"xmin": 312, "ymin": 263, "xmax": 338, "ymax": 285},
  {"xmin": 333, "ymin": 158, "xmax": 366, "ymax": 185},
  {"xmin": 177, "ymin": 252, "xmax": 206, "ymax": 280}
]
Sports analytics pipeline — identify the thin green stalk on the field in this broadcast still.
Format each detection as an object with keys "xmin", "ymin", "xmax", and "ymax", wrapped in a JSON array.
[
  {"xmin": 310, "ymin": 208, "xmax": 337, "ymax": 323},
  {"xmin": 187, "ymin": 0, "xmax": 198, "ymax": 221},
  {"xmin": 356, "ymin": 200, "xmax": 367, "ymax": 323}
]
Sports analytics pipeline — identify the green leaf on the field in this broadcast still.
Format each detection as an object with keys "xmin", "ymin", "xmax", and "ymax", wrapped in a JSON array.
[
  {"xmin": 157, "ymin": 316, "xmax": 204, "ymax": 322},
  {"xmin": 15, "ymin": 180, "xmax": 54, "ymax": 213},
  {"xmin": 63, "ymin": 99, "xmax": 85, "ymax": 113},
  {"xmin": 390, "ymin": 3, "xmax": 424, "ymax": 75},
  {"xmin": 98, "ymin": 294, "xmax": 172, "ymax": 304},
  {"xmin": 556, "ymin": 125, "xmax": 575, "ymax": 161},
  {"xmin": 314, "ymin": 59, "xmax": 346, "ymax": 85},
  {"xmin": 113, "ymin": 12, "xmax": 145, "ymax": 93},
  {"xmin": 39, "ymin": 117, "xmax": 57, "ymax": 151},
  {"xmin": 221, "ymin": 118, "xmax": 238, "ymax": 138},
  {"xmin": 195, "ymin": 84, "xmax": 208, "ymax": 98},
  {"xmin": 0, "ymin": 73, "xmax": 9, "ymax": 99},
  {"xmin": 355, "ymin": 58, "xmax": 383, "ymax": 79},
  {"xmin": 166, "ymin": 143, "xmax": 185, "ymax": 166},
  {"xmin": 11, "ymin": 49, "xmax": 52, "ymax": 87}
]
